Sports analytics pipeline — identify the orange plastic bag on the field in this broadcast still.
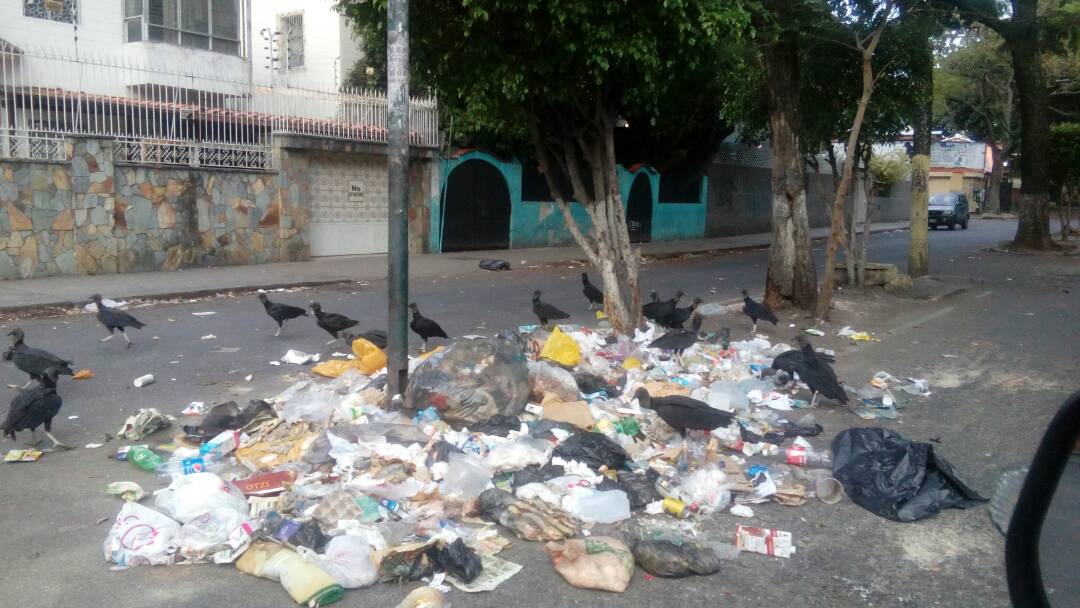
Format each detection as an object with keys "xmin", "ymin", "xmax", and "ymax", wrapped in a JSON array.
[{"xmin": 311, "ymin": 338, "xmax": 387, "ymax": 378}]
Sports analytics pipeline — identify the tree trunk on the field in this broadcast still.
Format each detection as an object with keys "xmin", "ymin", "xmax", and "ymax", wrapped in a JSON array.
[
  {"xmin": 858, "ymin": 158, "xmax": 874, "ymax": 287},
  {"xmin": 907, "ymin": 39, "xmax": 931, "ymax": 277},
  {"xmin": 985, "ymin": 143, "xmax": 1003, "ymax": 213},
  {"xmin": 815, "ymin": 27, "xmax": 884, "ymax": 320},
  {"xmin": 762, "ymin": 35, "xmax": 817, "ymax": 311},
  {"xmin": 533, "ymin": 114, "xmax": 642, "ymax": 333},
  {"xmin": 1006, "ymin": 1, "xmax": 1056, "ymax": 250}
]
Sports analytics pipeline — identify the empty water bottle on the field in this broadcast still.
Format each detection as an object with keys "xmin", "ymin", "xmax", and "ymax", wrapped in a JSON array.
[{"xmin": 776, "ymin": 445, "xmax": 832, "ymax": 467}]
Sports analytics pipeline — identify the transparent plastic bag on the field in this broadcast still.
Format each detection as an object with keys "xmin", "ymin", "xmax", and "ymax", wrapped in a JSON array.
[
  {"xmin": 528, "ymin": 360, "xmax": 581, "ymax": 402},
  {"xmin": 103, "ymin": 502, "xmax": 180, "ymax": 568},
  {"xmin": 153, "ymin": 472, "xmax": 249, "ymax": 524}
]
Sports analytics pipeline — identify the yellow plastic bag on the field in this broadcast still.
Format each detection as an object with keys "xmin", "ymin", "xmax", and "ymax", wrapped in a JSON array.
[
  {"xmin": 539, "ymin": 327, "xmax": 581, "ymax": 368},
  {"xmin": 311, "ymin": 338, "xmax": 387, "ymax": 378},
  {"xmin": 352, "ymin": 338, "xmax": 388, "ymax": 374},
  {"xmin": 621, "ymin": 356, "xmax": 642, "ymax": 370}
]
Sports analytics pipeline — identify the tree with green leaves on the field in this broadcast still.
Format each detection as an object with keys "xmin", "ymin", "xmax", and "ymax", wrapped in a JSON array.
[
  {"xmin": 337, "ymin": 0, "xmax": 751, "ymax": 332},
  {"xmin": 939, "ymin": 0, "xmax": 1080, "ymax": 250},
  {"xmin": 1050, "ymin": 122, "xmax": 1080, "ymax": 238}
]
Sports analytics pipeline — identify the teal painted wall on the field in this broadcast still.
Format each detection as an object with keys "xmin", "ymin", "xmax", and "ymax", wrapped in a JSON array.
[{"xmin": 432, "ymin": 153, "xmax": 706, "ymax": 252}]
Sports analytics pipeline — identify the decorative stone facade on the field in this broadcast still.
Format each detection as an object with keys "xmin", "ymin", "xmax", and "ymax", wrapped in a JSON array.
[{"xmin": 1, "ymin": 135, "xmax": 435, "ymax": 280}]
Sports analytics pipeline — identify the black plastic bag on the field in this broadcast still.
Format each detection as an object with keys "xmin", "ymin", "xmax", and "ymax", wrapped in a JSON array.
[
  {"xmin": 617, "ymin": 469, "xmax": 661, "ymax": 509},
  {"xmin": 528, "ymin": 419, "xmax": 579, "ymax": 441},
  {"xmin": 478, "ymin": 259, "xmax": 510, "ymax": 271},
  {"xmin": 426, "ymin": 538, "xmax": 483, "ymax": 583},
  {"xmin": 629, "ymin": 533, "xmax": 723, "ymax": 578},
  {"xmin": 831, "ymin": 427, "xmax": 987, "ymax": 522},
  {"xmin": 552, "ymin": 432, "xmax": 628, "ymax": 470},
  {"xmin": 471, "ymin": 414, "xmax": 522, "ymax": 437},
  {"xmin": 511, "ymin": 463, "xmax": 567, "ymax": 488}
]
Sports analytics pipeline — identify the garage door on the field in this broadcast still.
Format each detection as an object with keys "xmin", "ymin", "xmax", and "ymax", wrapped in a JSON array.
[{"xmin": 308, "ymin": 152, "xmax": 387, "ymax": 256}]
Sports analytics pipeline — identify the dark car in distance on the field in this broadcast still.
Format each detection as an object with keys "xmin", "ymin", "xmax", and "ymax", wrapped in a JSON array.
[{"xmin": 928, "ymin": 192, "xmax": 970, "ymax": 230}]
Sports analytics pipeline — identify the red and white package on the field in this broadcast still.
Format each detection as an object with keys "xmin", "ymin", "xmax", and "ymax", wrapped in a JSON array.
[{"xmin": 735, "ymin": 525, "xmax": 795, "ymax": 558}]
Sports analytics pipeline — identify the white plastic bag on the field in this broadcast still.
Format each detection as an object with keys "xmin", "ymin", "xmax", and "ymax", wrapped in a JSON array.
[
  {"xmin": 485, "ymin": 437, "xmax": 553, "ymax": 473},
  {"xmin": 103, "ymin": 502, "xmax": 180, "ymax": 568},
  {"xmin": 175, "ymin": 508, "xmax": 252, "ymax": 562},
  {"xmin": 300, "ymin": 536, "xmax": 378, "ymax": 589},
  {"xmin": 153, "ymin": 472, "xmax": 249, "ymax": 523}
]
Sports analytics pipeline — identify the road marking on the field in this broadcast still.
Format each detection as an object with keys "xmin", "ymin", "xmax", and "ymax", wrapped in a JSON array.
[{"xmin": 974, "ymin": 290, "xmax": 993, "ymax": 299}]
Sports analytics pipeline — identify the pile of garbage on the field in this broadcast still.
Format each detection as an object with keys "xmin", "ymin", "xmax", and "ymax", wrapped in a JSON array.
[{"xmin": 102, "ymin": 321, "xmax": 982, "ymax": 604}]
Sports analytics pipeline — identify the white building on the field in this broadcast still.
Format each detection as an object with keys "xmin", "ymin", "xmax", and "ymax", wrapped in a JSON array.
[{"xmin": 250, "ymin": 0, "xmax": 364, "ymax": 91}]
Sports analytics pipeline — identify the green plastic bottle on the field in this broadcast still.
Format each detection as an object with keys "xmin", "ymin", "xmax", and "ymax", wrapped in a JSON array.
[
  {"xmin": 614, "ymin": 417, "xmax": 640, "ymax": 437},
  {"xmin": 128, "ymin": 446, "xmax": 164, "ymax": 472}
]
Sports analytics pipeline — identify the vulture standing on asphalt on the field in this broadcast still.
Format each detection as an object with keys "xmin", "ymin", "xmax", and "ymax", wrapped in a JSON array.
[
  {"xmin": 581, "ymin": 273, "xmax": 604, "ymax": 310},
  {"xmin": 409, "ymin": 303, "xmax": 449, "ymax": 351},
  {"xmin": 4, "ymin": 329, "xmax": 74, "ymax": 388},
  {"xmin": 647, "ymin": 314, "xmax": 703, "ymax": 362},
  {"xmin": 643, "ymin": 291, "xmax": 683, "ymax": 323},
  {"xmin": 1, "ymin": 368, "xmax": 68, "ymax": 449},
  {"xmin": 741, "ymin": 289, "xmax": 778, "ymax": 333},
  {"xmin": 257, "ymin": 293, "xmax": 308, "ymax": 336},
  {"xmin": 660, "ymin": 297, "xmax": 703, "ymax": 329},
  {"xmin": 88, "ymin": 294, "xmax": 147, "ymax": 347},
  {"xmin": 341, "ymin": 329, "xmax": 389, "ymax": 350},
  {"xmin": 634, "ymin": 387, "xmax": 735, "ymax": 437},
  {"xmin": 310, "ymin": 302, "xmax": 358, "ymax": 342},
  {"xmin": 787, "ymin": 336, "xmax": 848, "ymax": 406},
  {"xmin": 532, "ymin": 290, "xmax": 570, "ymax": 327}
]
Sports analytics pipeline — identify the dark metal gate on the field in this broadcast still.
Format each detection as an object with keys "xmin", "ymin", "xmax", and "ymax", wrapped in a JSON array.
[
  {"xmin": 626, "ymin": 173, "xmax": 652, "ymax": 243},
  {"xmin": 442, "ymin": 159, "xmax": 512, "ymax": 251}
]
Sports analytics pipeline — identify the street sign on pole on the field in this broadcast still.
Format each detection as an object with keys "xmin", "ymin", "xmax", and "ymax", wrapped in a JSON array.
[{"xmin": 386, "ymin": 0, "xmax": 410, "ymax": 399}]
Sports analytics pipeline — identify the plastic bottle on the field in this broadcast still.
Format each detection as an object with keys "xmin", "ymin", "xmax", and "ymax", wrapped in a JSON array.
[
  {"xmin": 613, "ymin": 417, "xmax": 640, "ymax": 437},
  {"xmin": 128, "ymin": 446, "xmax": 163, "ymax": 472},
  {"xmin": 775, "ymin": 445, "xmax": 832, "ymax": 467},
  {"xmin": 155, "ymin": 455, "xmax": 220, "ymax": 481}
]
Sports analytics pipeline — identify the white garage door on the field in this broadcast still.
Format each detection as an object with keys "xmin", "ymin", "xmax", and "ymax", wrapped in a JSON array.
[{"xmin": 308, "ymin": 152, "xmax": 387, "ymax": 256}]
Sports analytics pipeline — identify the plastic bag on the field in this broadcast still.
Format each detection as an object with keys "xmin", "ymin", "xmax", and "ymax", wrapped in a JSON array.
[
  {"xmin": 235, "ymin": 540, "xmax": 344, "ymax": 606},
  {"xmin": 564, "ymin": 488, "xmax": 631, "ymax": 524},
  {"xmin": 153, "ymin": 472, "xmax": 250, "ymax": 524},
  {"xmin": 441, "ymin": 452, "xmax": 493, "ymax": 498},
  {"xmin": 478, "ymin": 259, "xmax": 510, "ymax": 271},
  {"xmin": 470, "ymin": 414, "xmax": 523, "ymax": 437},
  {"xmin": 104, "ymin": 502, "xmax": 180, "ymax": 568},
  {"xmin": 831, "ymin": 427, "xmax": 987, "ymax": 522},
  {"xmin": 616, "ymin": 469, "xmax": 660, "ymax": 509},
  {"xmin": 545, "ymin": 537, "xmax": 634, "ymax": 592},
  {"xmin": 405, "ymin": 333, "xmax": 530, "ymax": 425},
  {"xmin": 552, "ymin": 432, "xmax": 628, "ymax": 470},
  {"xmin": 528, "ymin": 360, "xmax": 581, "ymax": 403},
  {"xmin": 427, "ymin": 538, "xmax": 483, "ymax": 583},
  {"xmin": 629, "ymin": 532, "xmax": 726, "ymax": 578},
  {"xmin": 301, "ymin": 535, "xmax": 378, "ymax": 589},
  {"xmin": 486, "ymin": 437, "xmax": 553, "ymax": 473},
  {"xmin": 176, "ymin": 508, "xmax": 251, "ymax": 562},
  {"xmin": 539, "ymin": 327, "xmax": 581, "ymax": 367},
  {"xmin": 476, "ymin": 489, "xmax": 580, "ymax": 541},
  {"xmin": 679, "ymin": 467, "xmax": 732, "ymax": 514},
  {"xmin": 312, "ymin": 338, "xmax": 387, "ymax": 378}
]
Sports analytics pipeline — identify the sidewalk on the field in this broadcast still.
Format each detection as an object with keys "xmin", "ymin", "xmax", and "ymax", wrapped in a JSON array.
[{"xmin": 0, "ymin": 221, "xmax": 910, "ymax": 311}]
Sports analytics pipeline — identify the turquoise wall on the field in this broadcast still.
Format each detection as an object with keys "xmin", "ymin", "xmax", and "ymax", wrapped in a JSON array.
[{"xmin": 433, "ymin": 153, "xmax": 706, "ymax": 252}]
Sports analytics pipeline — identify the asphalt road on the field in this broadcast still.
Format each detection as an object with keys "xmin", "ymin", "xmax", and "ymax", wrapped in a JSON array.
[{"xmin": 2, "ymin": 218, "xmax": 1077, "ymax": 608}]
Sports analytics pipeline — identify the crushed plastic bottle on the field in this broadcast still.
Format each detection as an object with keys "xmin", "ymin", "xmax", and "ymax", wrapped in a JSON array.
[{"xmin": 128, "ymin": 446, "xmax": 163, "ymax": 472}]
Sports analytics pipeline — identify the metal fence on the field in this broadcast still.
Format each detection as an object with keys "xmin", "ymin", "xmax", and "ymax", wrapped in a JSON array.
[{"xmin": 0, "ymin": 48, "xmax": 439, "ymax": 170}]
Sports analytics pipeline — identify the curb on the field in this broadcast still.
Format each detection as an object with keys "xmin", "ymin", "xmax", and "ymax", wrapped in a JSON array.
[{"xmin": 0, "ymin": 225, "xmax": 911, "ymax": 316}]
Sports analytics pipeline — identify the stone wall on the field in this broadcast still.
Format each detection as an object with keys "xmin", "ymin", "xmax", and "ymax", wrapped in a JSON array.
[{"xmin": 0, "ymin": 157, "xmax": 74, "ymax": 278}]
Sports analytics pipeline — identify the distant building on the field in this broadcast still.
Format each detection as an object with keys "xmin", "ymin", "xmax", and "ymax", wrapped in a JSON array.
[
  {"xmin": 929, "ymin": 135, "xmax": 992, "ymax": 211},
  {"xmin": 250, "ymin": 0, "xmax": 365, "ymax": 91}
]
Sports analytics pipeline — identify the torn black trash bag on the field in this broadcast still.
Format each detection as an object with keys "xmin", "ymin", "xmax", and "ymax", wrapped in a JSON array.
[
  {"xmin": 426, "ymin": 538, "xmax": 483, "ymax": 583},
  {"xmin": 831, "ymin": 427, "xmax": 987, "ymax": 522}
]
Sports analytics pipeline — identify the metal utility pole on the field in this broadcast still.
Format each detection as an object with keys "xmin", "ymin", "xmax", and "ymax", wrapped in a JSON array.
[{"xmin": 386, "ymin": 0, "xmax": 410, "ymax": 400}]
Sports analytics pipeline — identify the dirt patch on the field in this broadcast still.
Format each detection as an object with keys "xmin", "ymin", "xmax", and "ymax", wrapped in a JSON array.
[{"xmin": 888, "ymin": 518, "xmax": 1000, "ymax": 572}]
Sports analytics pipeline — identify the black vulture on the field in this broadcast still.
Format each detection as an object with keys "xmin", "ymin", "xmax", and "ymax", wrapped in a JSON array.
[
  {"xmin": 88, "ymin": 294, "xmax": 146, "ymax": 347},
  {"xmin": 409, "ymin": 303, "xmax": 449, "ymax": 350},
  {"xmin": 771, "ymin": 345, "xmax": 835, "ymax": 376},
  {"xmin": 532, "ymin": 290, "xmax": 570, "ymax": 327},
  {"xmin": 741, "ymin": 289, "xmax": 778, "ymax": 333},
  {"xmin": 634, "ymin": 388, "xmax": 735, "ymax": 437},
  {"xmin": 659, "ymin": 297, "xmax": 703, "ymax": 329},
  {"xmin": 310, "ymin": 302, "xmax": 358, "ymax": 341},
  {"xmin": 341, "ymin": 329, "xmax": 389, "ymax": 350},
  {"xmin": 257, "ymin": 293, "xmax": 308, "ymax": 336},
  {"xmin": 788, "ymin": 336, "xmax": 848, "ymax": 406},
  {"xmin": 1, "ymin": 368, "xmax": 68, "ymax": 449},
  {"xmin": 5, "ymin": 329, "xmax": 74, "ymax": 388},
  {"xmin": 643, "ymin": 291, "xmax": 683, "ymax": 322},
  {"xmin": 581, "ymin": 273, "xmax": 604, "ymax": 309},
  {"xmin": 648, "ymin": 314, "xmax": 703, "ymax": 356}
]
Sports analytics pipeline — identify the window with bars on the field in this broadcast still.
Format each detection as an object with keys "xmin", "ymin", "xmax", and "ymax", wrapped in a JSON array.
[
  {"xmin": 123, "ymin": 0, "xmax": 240, "ymax": 55},
  {"xmin": 24, "ymin": 0, "xmax": 78, "ymax": 24},
  {"xmin": 279, "ymin": 12, "xmax": 304, "ymax": 70}
]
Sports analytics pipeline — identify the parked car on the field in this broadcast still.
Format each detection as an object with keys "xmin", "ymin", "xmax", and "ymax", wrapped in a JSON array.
[{"xmin": 928, "ymin": 192, "xmax": 970, "ymax": 230}]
